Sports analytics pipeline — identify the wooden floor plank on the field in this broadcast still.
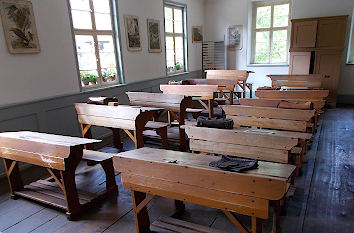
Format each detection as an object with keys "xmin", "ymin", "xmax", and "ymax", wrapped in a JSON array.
[
  {"xmin": 3, "ymin": 208, "xmax": 59, "ymax": 233},
  {"xmin": 302, "ymin": 107, "xmax": 354, "ymax": 233},
  {"xmin": 0, "ymin": 200, "xmax": 44, "ymax": 231}
]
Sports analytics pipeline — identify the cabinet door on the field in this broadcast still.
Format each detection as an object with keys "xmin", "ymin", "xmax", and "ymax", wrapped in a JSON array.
[
  {"xmin": 316, "ymin": 17, "xmax": 347, "ymax": 49},
  {"xmin": 314, "ymin": 50, "xmax": 342, "ymax": 104},
  {"xmin": 291, "ymin": 20, "xmax": 317, "ymax": 48},
  {"xmin": 289, "ymin": 52, "xmax": 311, "ymax": 74}
]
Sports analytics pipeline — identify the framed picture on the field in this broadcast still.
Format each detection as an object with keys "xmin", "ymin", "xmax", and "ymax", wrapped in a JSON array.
[
  {"xmin": 227, "ymin": 25, "xmax": 243, "ymax": 50},
  {"xmin": 0, "ymin": 0, "xmax": 40, "ymax": 53},
  {"xmin": 147, "ymin": 18, "xmax": 161, "ymax": 53},
  {"xmin": 192, "ymin": 26, "xmax": 203, "ymax": 43},
  {"xmin": 124, "ymin": 14, "xmax": 141, "ymax": 51}
]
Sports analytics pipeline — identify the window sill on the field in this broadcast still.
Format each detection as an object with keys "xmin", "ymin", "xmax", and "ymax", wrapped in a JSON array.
[
  {"xmin": 167, "ymin": 71, "xmax": 190, "ymax": 77},
  {"xmin": 247, "ymin": 63, "xmax": 289, "ymax": 67},
  {"xmin": 81, "ymin": 83, "xmax": 125, "ymax": 93}
]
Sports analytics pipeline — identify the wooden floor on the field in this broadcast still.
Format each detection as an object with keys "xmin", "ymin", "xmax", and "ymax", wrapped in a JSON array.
[{"xmin": 0, "ymin": 106, "xmax": 353, "ymax": 233}]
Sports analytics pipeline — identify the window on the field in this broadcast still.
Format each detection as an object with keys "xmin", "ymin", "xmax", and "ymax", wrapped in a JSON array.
[
  {"xmin": 346, "ymin": 4, "xmax": 354, "ymax": 64},
  {"xmin": 69, "ymin": 0, "xmax": 121, "ymax": 88},
  {"xmin": 164, "ymin": 3, "xmax": 187, "ymax": 74},
  {"xmin": 251, "ymin": 1, "xmax": 291, "ymax": 65}
]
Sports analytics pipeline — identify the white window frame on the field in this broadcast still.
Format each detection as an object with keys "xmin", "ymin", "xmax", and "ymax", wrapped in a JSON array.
[
  {"xmin": 164, "ymin": 2, "xmax": 188, "ymax": 75},
  {"xmin": 250, "ymin": 0, "xmax": 291, "ymax": 65},
  {"xmin": 346, "ymin": 4, "xmax": 354, "ymax": 64},
  {"xmin": 68, "ymin": 0, "xmax": 123, "ymax": 89}
]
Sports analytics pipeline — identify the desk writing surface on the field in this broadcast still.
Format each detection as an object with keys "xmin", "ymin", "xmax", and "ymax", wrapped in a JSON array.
[
  {"xmin": 0, "ymin": 131, "xmax": 100, "ymax": 146},
  {"xmin": 114, "ymin": 147, "xmax": 296, "ymax": 200}
]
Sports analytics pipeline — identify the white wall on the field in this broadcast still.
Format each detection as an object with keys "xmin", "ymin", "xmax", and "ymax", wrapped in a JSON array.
[
  {"xmin": 117, "ymin": 0, "xmax": 205, "ymax": 84},
  {"xmin": 204, "ymin": 0, "xmax": 354, "ymax": 94},
  {"xmin": 0, "ymin": 0, "xmax": 80, "ymax": 106},
  {"xmin": 0, "ymin": 0, "xmax": 205, "ymax": 106}
]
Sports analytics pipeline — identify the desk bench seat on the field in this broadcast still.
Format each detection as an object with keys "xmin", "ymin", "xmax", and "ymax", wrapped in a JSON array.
[
  {"xmin": 151, "ymin": 216, "xmax": 227, "ymax": 233},
  {"xmin": 82, "ymin": 149, "xmax": 115, "ymax": 162}
]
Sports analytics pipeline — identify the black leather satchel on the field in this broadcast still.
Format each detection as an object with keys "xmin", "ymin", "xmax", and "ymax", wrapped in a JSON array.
[
  {"xmin": 209, "ymin": 155, "xmax": 259, "ymax": 173},
  {"xmin": 197, "ymin": 116, "xmax": 234, "ymax": 129}
]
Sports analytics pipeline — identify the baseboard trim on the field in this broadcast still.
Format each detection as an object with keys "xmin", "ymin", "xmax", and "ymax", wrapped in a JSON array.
[{"xmin": 337, "ymin": 95, "xmax": 354, "ymax": 105}]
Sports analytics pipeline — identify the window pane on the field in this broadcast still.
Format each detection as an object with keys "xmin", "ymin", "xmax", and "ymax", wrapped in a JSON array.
[
  {"xmin": 165, "ymin": 7, "xmax": 172, "ymax": 20},
  {"xmin": 166, "ymin": 36, "xmax": 174, "ymax": 50},
  {"xmin": 71, "ymin": 10, "xmax": 92, "ymax": 29},
  {"xmin": 165, "ymin": 19, "xmax": 173, "ymax": 33},
  {"xmin": 70, "ymin": 0, "xmax": 90, "ymax": 10},
  {"xmin": 95, "ymin": 13, "xmax": 112, "ymax": 30},
  {"xmin": 175, "ymin": 37, "xmax": 183, "ymax": 49},
  {"xmin": 102, "ymin": 68, "xmax": 117, "ymax": 83},
  {"xmin": 272, "ymin": 30, "xmax": 287, "ymax": 63},
  {"xmin": 97, "ymin": 35, "xmax": 115, "ymax": 52},
  {"xmin": 255, "ymin": 31, "xmax": 270, "ymax": 63},
  {"xmin": 273, "ymin": 4, "xmax": 289, "ymax": 27},
  {"xmin": 256, "ymin": 6, "xmax": 271, "ymax": 29},
  {"xmin": 93, "ymin": 0, "xmax": 110, "ymax": 13},
  {"xmin": 174, "ymin": 9, "xmax": 182, "ymax": 21},
  {"xmin": 176, "ymin": 49, "xmax": 183, "ymax": 65},
  {"xmin": 100, "ymin": 52, "xmax": 116, "ymax": 68},
  {"xmin": 75, "ymin": 35, "xmax": 97, "ymax": 70},
  {"xmin": 174, "ymin": 21, "xmax": 183, "ymax": 33}
]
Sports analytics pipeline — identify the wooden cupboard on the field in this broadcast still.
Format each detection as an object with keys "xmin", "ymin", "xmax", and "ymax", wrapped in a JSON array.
[
  {"xmin": 291, "ymin": 20, "xmax": 317, "ymax": 48},
  {"xmin": 289, "ymin": 15, "xmax": 348, "ymax": 107},
  {"xmin": 314, "ymin": 50, "xmax": 342, "ymax": 104}
]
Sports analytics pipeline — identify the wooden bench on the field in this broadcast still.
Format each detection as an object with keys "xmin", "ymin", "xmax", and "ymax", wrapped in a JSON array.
[
  {"xmin": 267, "ymin": 75, "xmax": 325, "ymax": 89},
  {"xmin": 186, "ymin": 125, "xmax": 300, "ymax": 164},
  {"xmin": 127, "ymin": 92, "xmax": 192, "ymax": 151},
  {"xmin": 113, "ymin": 147, "xmax": 296, "ymax": 233},
  {"xmin": 206, "ymin": 70, "xmax": 254, "ymax": 98},
  {"xmin": 240, "ymin": 98, "xmax": 322, "ymax": 132},
  {"xmin": 74, "ymin": 103, "xmax": 166, "ymax": 149},
  {"xmin": 186, "ymin": 79, "xmax": 237, "ymax": 104},
  {"xmin": 0, "ymin": 131, "xmax": 118, "ymax": 220},
  {"xmin": 240, "ymin": 98, "xmax": 325, "ymax": 110},
  {"xmin": 222, "ymin": 105, "xmax": 316, "ymax": 174},
  {"xmin": 160, "ymin": 84, "xmax": 218, "ymax": 118},
  {"xmin": 255, "ymin": 89, "xmax": 329, "ymax": 101}
]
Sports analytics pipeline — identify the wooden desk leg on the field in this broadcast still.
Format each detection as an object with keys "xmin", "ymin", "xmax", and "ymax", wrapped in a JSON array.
[
  {"xmin": 100, "ymin": 159, "xmax": 118, "ymax": 195},
  {"xmin": 242, "ymin": 82, "xmax": 246, "ymax": 98},
  {"xmin": 178, "ymin": 110, "xmax": 187, "ymax": 151},
  {"xmin": 3, "ymin": 159, "xmax": 23, "ymax": 199},
  {"xmin": 61, "ymin": 169, "xmax": 81, "ymax": 220},
  {"xmin": 134, "ymin": 129, "xmax": 145, "ymax": 149},
  {"xmin": 174, "ymin": 200, "xmax": 185, "ymax": 215},
  {"xmin": 111, "ymin": 128, "xmax": 123, "ymax": 150},
  {"xmin": 229, "ymin": 91, "xmax": 234, "ymax": 105},
  {"xmin": 252, "ymin": 216, "xmax": 263, "ymax": 233},
  {"xmin": 132, "ymin": 191, "xmax": 151, "ymax": 233},
  {"xmin": 271, "ymin": 200, "xmax": 281, "ymax": 233},
  {"xmin": 208, "ymin": 99, "xmax": 214, "ymax": 118},
  {"xmin": 156, "ymin": 127, "xmax": 168, "ymax": 149}
]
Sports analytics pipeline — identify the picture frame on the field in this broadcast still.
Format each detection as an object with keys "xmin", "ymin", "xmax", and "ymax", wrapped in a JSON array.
[
  {"xmin": 124, "ymin": 14, "xmax": 141, "ymax": 51},
  {"xmin": 192, "ymin": 26, "xmax": 203, "ymax": 43},
  {"xmin": 227, "ymin": 25, "xmax": 243, "ymax": 50},
  {"xmin": 0, "ymin": 0, "xmax": 40, "ymax": 54},
  {"xmin": 147, "ymin": 18, "xmax": 161, "ymax": 53}
]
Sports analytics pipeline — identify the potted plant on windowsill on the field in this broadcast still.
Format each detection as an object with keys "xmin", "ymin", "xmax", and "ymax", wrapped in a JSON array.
[
  {"xmin": 88, "ymin": 73, "xmax": 98, "ymax": 85},
  {"xmin": 81, "ymin": 72, "xmax": 90, "ymax": 86},
  {"xmin": 102, "ymin": 69, "xmax": 116, "ymax": 82}
]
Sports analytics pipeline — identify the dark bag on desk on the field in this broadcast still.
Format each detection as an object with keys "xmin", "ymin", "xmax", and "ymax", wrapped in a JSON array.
[
  {"xmin": 168, "ymin": 80, "xmax": 190, "ymax": 85},
  {"xmin": 209, "ymin": 155, "xmax": 259, "ymax": 173},
  {"xmin": 197, "ymin": 116, "xmax": 233, "ymax": 129},
  {"xmin": 87, "ymin": 96, "xmax": 118, "ymax": 105}
]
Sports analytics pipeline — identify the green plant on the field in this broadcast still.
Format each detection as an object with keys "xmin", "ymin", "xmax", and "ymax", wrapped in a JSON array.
[{"xmin": 102, "ymin": 69, "xmax": 116, "ymax": 78}]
